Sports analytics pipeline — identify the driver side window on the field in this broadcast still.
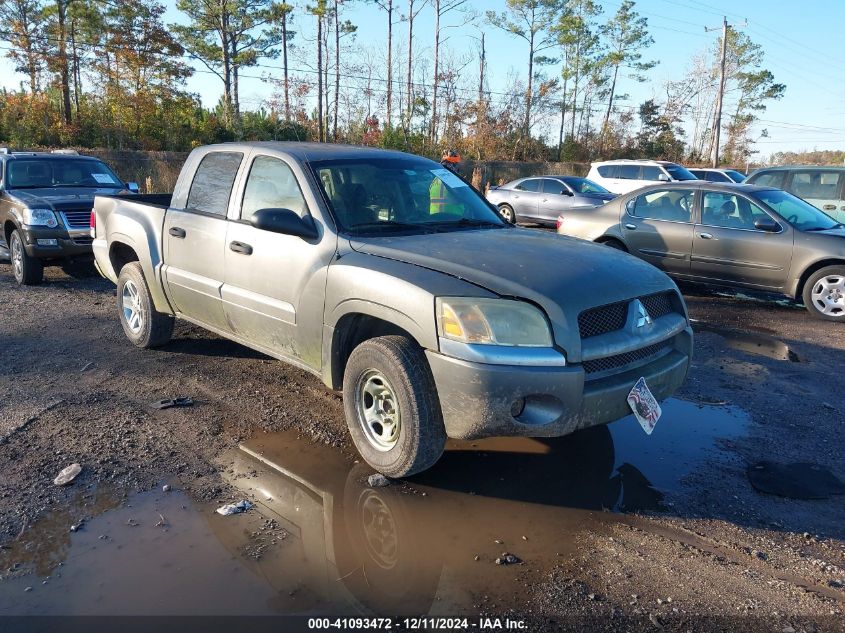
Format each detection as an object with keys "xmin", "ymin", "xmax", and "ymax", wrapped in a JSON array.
[
  {"xmin": 701, "ymin": 192, "xmax": 770, "ymax": 230},
  {"xmin": 241, "ymin": 156, "xmax": 308, "ymax": 223}
]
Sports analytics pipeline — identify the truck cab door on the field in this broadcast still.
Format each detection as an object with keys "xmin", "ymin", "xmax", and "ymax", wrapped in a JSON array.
[
  {"xmin": 162, "ymin": 150, "xmax": 245, "ymax": 332},
  {"xmin": 221, "ymin": 154, "xmax": 334, "ymax": 367}
]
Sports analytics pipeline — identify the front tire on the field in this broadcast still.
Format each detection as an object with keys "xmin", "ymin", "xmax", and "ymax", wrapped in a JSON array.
[
  {"xmin": 343, "ymin": 336, "xmax": 446, "ymax": 478},
  {"xmin": 9, "ymin": 229, "xmax": 43, "ymax": 285},
  {"xmin": 803, "ymin": 266, "xmax": 845, "ymax": 322},
  {"xmin": 498, "ymin": 204, "xmax": 516, "ymax": 224},
  {"xmin": 116, "ymin": 262, "xmax": 174, "ymax": 347}
]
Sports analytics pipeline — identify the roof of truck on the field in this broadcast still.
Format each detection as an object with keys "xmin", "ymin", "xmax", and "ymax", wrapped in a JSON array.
[{"xmin": 201, "ymin": 141, "xmax": 426, "ymax": 162}]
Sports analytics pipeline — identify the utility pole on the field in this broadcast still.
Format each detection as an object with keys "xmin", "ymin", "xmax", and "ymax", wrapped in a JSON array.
[{"xmin": 705, "ymin": 16, "xmax": 746, "ymax": 167}]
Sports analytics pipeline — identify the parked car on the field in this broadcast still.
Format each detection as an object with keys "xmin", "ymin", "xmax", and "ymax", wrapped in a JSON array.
[
  {"xmin": 556, "ymin": 181, "xmax": 845, "ymax": 321},
  {"xmin": 0, "ymin": 148, "xmax": 137, "ymax": 285},
  {"xmin": 746, "ymin": 166, "xmax": 845, "ymax": 222},
  {"xmin": 587, "ymin": 159, "xmax": 699, "ymax": 194},
  {"xmin": 688, "ymin": 168, "xmax": 746, "ymax": 183},
  {"xmin": 486, "ymin": 175, "xmax": 616, "ymax": 225},
  {"xmin": 92, "ymin": 142, "xmax": 692, "ymax": 477}
]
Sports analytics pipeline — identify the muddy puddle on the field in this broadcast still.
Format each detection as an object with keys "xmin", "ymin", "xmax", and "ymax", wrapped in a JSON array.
[
  {"xmin": 0, "ymin": 399, "xmax": 748, "ymax": 616},
  {"xmin": 692, "ymin": 320, "xmax": 801, "ymax": 362}
]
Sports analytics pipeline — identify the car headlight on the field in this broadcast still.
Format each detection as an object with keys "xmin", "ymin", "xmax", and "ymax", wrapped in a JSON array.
[
  {"xmin": 436, "ymin": 297, "xmax": 553, "ymax": 347},
  {"xmin": 22, "ymin": 208, "xmax": 58, "ymax": 228}
]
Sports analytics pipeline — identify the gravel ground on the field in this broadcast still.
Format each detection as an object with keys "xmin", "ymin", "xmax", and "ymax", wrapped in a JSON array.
[{"xmin": 0, "ymin": 263, "xmax": 843, "ymax": 630}]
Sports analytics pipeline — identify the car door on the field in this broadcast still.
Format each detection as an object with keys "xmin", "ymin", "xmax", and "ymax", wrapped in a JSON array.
[
  {"xmin": 621, "ymin": 188, "xmax": 695, "ymax": 276},
  {"xmin": 787, "ymin": 169, "xmax": 845, "ymax": 222},
  {"xmin": 537, "ymin": 178, "xmax": 575, "ymax": 223},
  {"xmin": 691, "ymin": 190, "xmax": 794, "ymax": 290},
  {"xmin": 508, "ymin": 178, "xmax": 542, "ymax": 220},
  {"xmin": 615, "ymin": 164, "xmax": 643, "ymax": 193},
  {"xmin": 162, "ymin": 150, "xmax": 244, "ymax": 332},
  {"xmin": 221, "ymin": 153, "xmax": 334, "ymax": 363}
]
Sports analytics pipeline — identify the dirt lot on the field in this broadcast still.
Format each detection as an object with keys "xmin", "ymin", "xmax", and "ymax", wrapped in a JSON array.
[{"xmin": 0, "ymin": 260, "xmax": 843, "ymax": 631}]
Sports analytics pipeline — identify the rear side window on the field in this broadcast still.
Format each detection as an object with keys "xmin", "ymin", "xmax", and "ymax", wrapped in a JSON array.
[
  {"xmin": 790, "ymin": 170, "xmax": 842, "ymax": 200},
  {"xmin": 542, "ymin": 179, "xmax": 566, "ymax": 194},
  {"xmin": 186, "ymin": 151, "xmax": 244, "ymax": 216},
  {"xmin": 618, "ymin": 164, "xmax": 640, "ymax": 180},
  {"xmin": 748, "ymin": 171, "xmax": 784, "ymax": 189},
  {"xmin": 630, "ymin": 189, "xmax": 694, "ymax": 222},
  {"xmin": 597, "ymin": 165, "xmax": 618, "ymax": 178},
  {"xmin": 515, "ymin": 179, "xmax": 541, "ymax": 192},
  {"xmin": 708, "ymin": 171, "xmax": 731, "ymax": 183},
  {"xmin": 241, "ymin": 156, "xmax": 308, "ymax": 222}
]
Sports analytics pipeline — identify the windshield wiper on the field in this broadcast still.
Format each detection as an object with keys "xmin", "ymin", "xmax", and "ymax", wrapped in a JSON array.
[
  {"xmin": 427, "ymin": 218, "xmax": 507, "ymax": 230},
  {"xmin": 346, "ymin": 221, "xmax": 437, "ymax": 234},
  {"xmin": 805, "ymin": 223, "xmax": 844, "ymax": 231}
]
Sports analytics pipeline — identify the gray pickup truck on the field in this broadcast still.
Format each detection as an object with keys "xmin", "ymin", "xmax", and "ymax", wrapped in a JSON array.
[{"xmin": 92, "ymin": 142, "xmax": 693, "ymax": 477}]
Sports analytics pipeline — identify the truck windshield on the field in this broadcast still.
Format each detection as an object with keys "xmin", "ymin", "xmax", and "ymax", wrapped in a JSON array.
[
  {"xmin": 6, "ymin": 158, "xmax": 123, "ymax": 189},
  {"xmin": 310, "ymin": 157, "xmax": 506, "ymax": 235}
]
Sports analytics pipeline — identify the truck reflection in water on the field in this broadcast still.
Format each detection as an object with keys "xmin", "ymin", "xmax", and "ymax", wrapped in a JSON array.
[{"xmin": 219, "ymin": 424, "xmax": 663, "ymax": 615}]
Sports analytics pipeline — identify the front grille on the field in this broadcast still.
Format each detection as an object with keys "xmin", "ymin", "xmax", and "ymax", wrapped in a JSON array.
[
  {"xmin": 641, "ymin": 292, "xmax": 675, "ymax": 320},
  {"xmin": 578, "ymin": 291, "xmax": 679, "ymax": 339},
  {"xmin": 578, "ymin": 302, "xmax": 628, "ymax": 338},
  {"xmin": 61, "ymin": 210, "xmax": 90, "ymax": 229},
  {"xmin": 583, "ymin": 339, "xmax": 673, "ymax": 376}
]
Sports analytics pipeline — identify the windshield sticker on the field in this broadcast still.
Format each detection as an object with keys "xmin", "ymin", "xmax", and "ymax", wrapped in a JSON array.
[
  {"xmin": 92, "ymin": 173, "xmax": 117, "ymax": 184},
  {"xmin": 431, "ymin": 168, "xmax": 468, "ymax": 188}
]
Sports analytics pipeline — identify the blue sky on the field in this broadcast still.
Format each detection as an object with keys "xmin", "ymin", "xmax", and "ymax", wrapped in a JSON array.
[{"xmin": 2, "ymin": 0, "xmax": 844, "ymax": 157}]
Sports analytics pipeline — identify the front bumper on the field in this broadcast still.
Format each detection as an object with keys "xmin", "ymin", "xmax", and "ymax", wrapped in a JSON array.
[
  {"xmin": 21, "ymin": 227, "xmax": 93, "ymax": 259},
  {"xmin": 426, "ymin": 327, "xmax": 693, "ymax": 440}
]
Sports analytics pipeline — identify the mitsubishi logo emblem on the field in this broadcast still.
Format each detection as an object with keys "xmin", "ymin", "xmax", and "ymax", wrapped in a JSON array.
[{"xmin": 633, "ymin": 300, "xmax": 652, "ymax": 328}]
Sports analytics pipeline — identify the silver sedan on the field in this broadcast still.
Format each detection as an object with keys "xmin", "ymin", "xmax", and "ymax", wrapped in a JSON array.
[{"xmin": 486, "ymin": 175, "xmax": 616, "ymax": 226}]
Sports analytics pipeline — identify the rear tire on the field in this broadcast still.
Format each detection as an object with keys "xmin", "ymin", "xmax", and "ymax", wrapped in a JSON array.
[
  {"xmin": 10, "ymin": 229, "xmax": 43, "ymax": 285},
  {"xmin": 343, "ymin": 336, "xmax": 446, "ymax": 478},
  {"xmin": 116, "ymin": 262, "xmax": 174, "ymax": 347},
  {"xmin": 802, "ymin": 266, "xmax": 845, "ymax": 322},
  {"xmin": 498, "ymin": 204, "xmax": 516, "ymax": 224}
]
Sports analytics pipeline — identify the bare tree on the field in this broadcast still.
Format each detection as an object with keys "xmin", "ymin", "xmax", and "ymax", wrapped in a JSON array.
[
  {"xmin": 430, "ymin": 0, "xmax": 469, "ymax": 144},
  {"xmin": 403, "ymin": 0, "xmax": 427, "ymax": 131}
]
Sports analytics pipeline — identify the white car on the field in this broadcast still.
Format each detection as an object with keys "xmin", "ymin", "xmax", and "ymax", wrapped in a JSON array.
[
  {"xmin": 587, "ymin": 159, "xmax": 699, "ymax": 194},
  {"xmin": 688, "ymin": 168, "xmax": 746, "ymax": 183}
]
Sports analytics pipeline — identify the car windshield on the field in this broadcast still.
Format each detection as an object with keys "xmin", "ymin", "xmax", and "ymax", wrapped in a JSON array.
[
  {"xmin": 311, "ymin": 157, "xmax": 506, "ymax": 235},
  {"xmin": 6, "ymin": 158, "xmax": 123, "ymax": 189},
  {"xmin": 724, "ymin": 170, "xmax": 746, "ymax": 183},
  {"xmin": 664, "ymin": 164, "xmax": 698, "ymax": 181},
  {"xmin": 754, "ymin": 189, "xmax": 840, "ymax": 231},
  {"xmin": 561, "ymin": 177, "xmax": 610, "ymax": 194}
]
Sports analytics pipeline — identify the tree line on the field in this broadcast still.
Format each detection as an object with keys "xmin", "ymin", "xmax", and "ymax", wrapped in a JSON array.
[{"xmin": 0, "ymin": 0, "xmax": 785, "ymax": 164}]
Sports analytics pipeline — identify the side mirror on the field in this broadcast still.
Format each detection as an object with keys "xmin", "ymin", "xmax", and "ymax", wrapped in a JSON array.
[
  {"xmin": 126, "ymin": 182, "xmax": 140, "ymax": 193},
  {"xmin": 754, "ymin": 216, "xmax": 780, "ymax": 232},
  {"xmin": 657, "ymin": 173, "xmax": 670, "ymax": 182},
  {"xmin": 561, "ymin": 189, "xmax": 574, "ymax": 196},
  {"xmin": 252, "ymin": 208, "xmax": 318, "ymax": 240}
]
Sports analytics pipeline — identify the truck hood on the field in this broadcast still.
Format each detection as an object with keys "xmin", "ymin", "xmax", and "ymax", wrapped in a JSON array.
[
  {"xmin": 7, "ymin": 187, "xmax": 126, "ymax": 209},
  {"xmin": 350, "ymin": 227, "xmax": 679, "ymax": 358}
]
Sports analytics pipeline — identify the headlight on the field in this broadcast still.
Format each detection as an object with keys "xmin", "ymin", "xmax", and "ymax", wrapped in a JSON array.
[
  {"xmin": 22, "ymin": 208, "xmax": 58, "ymax": 228},
  {"xmin": 436, "ymin": 297, "xmax": 553, "ymax": 347}
]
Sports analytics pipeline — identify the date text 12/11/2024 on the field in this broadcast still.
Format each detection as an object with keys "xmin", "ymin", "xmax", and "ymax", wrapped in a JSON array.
[{"xmin": 307, "ymin": 617, "xmax": 527, "ymax": 630}]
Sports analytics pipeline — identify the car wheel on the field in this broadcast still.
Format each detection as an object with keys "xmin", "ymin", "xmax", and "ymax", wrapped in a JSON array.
[
  {"xmin": 343, "ymin": 335, "xmax": 446, "ymax": 478},
  {"xmin": 9, "ymin": 229, "xmax": 43, "ymax": 285},
  {"xmin": 803, "ymin": 266, "xmax": 845, "ymax": 322},
  {"xmin": 116, "ymin": 262, "xmax": 175, "ymax": 347},
  {"xmin": 497, "ymin": 204, "xmax": 516, "ymax": 224}
]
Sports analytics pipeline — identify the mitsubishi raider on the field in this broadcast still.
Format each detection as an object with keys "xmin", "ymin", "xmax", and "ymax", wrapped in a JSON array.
[{"xmin": 91, "ymin": 142, "xmax": 693, "ymax": 477}]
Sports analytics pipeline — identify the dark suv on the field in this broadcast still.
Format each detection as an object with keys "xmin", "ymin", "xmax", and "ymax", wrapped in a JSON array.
[{"xmin": 0, "ymin": 149, "xmax": 135, "ymax": 285}]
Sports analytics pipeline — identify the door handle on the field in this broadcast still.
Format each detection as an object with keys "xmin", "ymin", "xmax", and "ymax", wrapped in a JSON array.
[
  {"xmin": 699, "ymin": 232, "xmax": 713, "ymax": 239},
  {"xmin": 168, "ymin": 227, "xmax": 186, "ymax": 239},
  {"xmin": 823, "ymin": 204, "xmax": 836, "ymax": 211},
  {"xmin": 624, "ymin": 223, "xmax": 637, "ymax": 230},
  {"xmin": 229, "ymin": 241, "xmax": 253, "ymax": 255}
]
